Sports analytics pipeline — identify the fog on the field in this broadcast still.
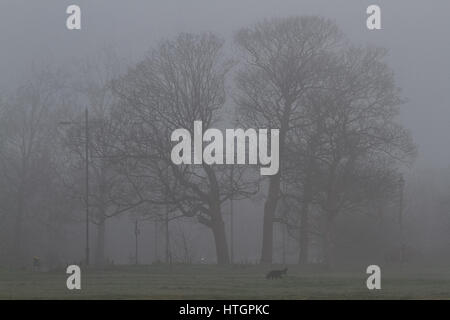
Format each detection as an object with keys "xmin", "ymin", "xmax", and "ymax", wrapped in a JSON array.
[
  {"xmin": 1, "ymin": 0, "xmax": 450, "ymax": 269},
  {"xmin": 1, "ymin": 1, "xmax": 449, "ymax": 166}
]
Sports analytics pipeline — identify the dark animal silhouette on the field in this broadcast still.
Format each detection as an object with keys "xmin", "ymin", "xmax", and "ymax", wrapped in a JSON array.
[{"xmin": 266, "ymin": 267, "xmax": 288, "ymax": 279}]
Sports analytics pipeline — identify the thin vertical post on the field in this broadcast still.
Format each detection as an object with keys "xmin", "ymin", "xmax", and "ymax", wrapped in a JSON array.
[
  {"xmin": 230, "ymin": 166, "xmax": 234, "ymax": 264},
  {"xmin": 165, "ymin": 167, "xmax": 171, "ymax": 265},
  {"xmin": 85, "ymin": 107, "xmax": 90, "ymax": 266},
  {"xmin": 282, "ymin": 223, "xmax": 286, "ymax": 265},
  {"xmin": 165, "ymin": 207, "xmax": 170, "ymax": 264},
  {"xmin": 135, "ymin": 220, "xmax": 139, "ymax": 265},
  {"xmin": 398, "ymin": 175, "xmax": 405, "ymax": 264},
  {"xmin": 154, "ymin": 219, "xmax": 158, "ymax": 262}
]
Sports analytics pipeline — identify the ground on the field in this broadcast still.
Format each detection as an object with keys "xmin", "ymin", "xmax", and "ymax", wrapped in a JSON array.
[{"xmin": 1, "ymin": 264, "xmax": 450, "ymax": 299}]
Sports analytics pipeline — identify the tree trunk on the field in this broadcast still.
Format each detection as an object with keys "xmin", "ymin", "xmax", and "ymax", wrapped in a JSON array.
[
  {"xmin": 202, "ymin": 165, "xmax": 230, "ymax": 265},
  {"xmin": 210, "ymin": 205, "xmax": 230, "ymax": 265},
  {"xmin": 12, "ymin": 186, "xmax": 25, "ymax": 266},
  {"xmin": 95, "ymin": 218, "xmax": 106, "ymax": 266},
  {"xmin": 260, "ymin": 109, "xmax": 289, "ymax": 264},
  {"xmin": 260, "ymin": 174, "xmax": 282, "ymax": 264},
  {"xmin": 298, "ymin": 168, "xmax": 313, "ymax": 265},
  {"xmin": 298, "ymin": 202, "xmax": 309, "ymax": 264},
  {"xmin": 46, "ymin": 220, "xmax": 61, "ymax": 269},
  {"xmin": 322, "ymin": 215, "xmax": 335, "ymax": 268}
]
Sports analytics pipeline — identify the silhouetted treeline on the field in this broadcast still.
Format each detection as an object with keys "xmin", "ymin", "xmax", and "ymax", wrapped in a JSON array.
[{"xmin": 0, "ymin": 16, "xmax": 428, "ymax": 269}]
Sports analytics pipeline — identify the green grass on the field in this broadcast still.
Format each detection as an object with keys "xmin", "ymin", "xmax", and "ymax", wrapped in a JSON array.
[{"xmin": 1, "ymin": 264, "xmax": 450, "ymax": 299}]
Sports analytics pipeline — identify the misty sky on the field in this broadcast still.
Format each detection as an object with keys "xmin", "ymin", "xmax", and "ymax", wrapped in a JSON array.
[{"xmin": 0, "ymin": 0, "xmax": 449, "ymax": 169}]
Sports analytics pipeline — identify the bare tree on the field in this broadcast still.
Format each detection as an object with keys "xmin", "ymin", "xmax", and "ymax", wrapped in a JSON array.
[
  {"xmin": 283, "ymin": 46, "xmax": 416, "ymax": 265},
  {"xmin": 112, "ymin": 33, "xmax": 255, "ymax": 264},
  {"xmin": 0, "ymin": 67, "xmax": 69, "ymax": 265},
  {"xmin": 59, "ymin": 50, "xmax": 142, "ymax": 266},
  {"xmin": 234, "ymin": 16, "xmax": 342, "ymax": 263}
]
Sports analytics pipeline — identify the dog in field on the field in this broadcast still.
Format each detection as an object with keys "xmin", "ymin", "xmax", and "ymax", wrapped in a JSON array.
[{"xmin": 266, "ymin": 267, "xmax": 288, "ymax": 279}]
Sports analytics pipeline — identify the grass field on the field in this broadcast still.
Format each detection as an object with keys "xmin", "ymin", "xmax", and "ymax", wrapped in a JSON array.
[{"xmin": 1, "ymin": 264, "xmax": 450, "ymax": 299}]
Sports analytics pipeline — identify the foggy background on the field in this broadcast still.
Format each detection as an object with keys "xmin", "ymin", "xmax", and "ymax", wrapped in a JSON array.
[{"xmin": 1, "ymin": 0, "xmax": 450, "ymax": 267}]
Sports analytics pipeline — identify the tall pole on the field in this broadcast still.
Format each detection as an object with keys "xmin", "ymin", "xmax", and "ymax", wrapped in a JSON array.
[
  {"xmin": 230, "ymin": 167, "xmax": 234, "ymax": 264},
  {"xmin": 282, "ymin": 222, "xmax": 286, "ymax": 265},
  {"xmin": 85, "ymin": 107, "xmax": 90, "ymax": 266},
  {"xmin": 230, "ymin": 198, "xmax": 234, "ymax": 264},
  {"xmin": 282, "ymin": 182, "xmax": 286, "ymax": 265},
  {"xmin": 165, "ymin": 207, "xmax": 170, "ymax": 264},
  {"xmin": 165, "ymin": 168, "xmax": 171, "ymax": 264},
  {"xmin": 398, "ymin": 175, "xmax": 405, "ymax": 264},
  {"xmin": 135, "ymin": 220, "xmax": 139, "ymax": 265},
  {"xmin": 154, "ymin": 219, "xmax": 158, "ymax": 262}
]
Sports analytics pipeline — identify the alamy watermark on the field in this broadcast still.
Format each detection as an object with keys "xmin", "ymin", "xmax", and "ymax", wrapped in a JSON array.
[{"xmin": 170, "ymin": 121, "xmax": 279, "ymax": 176}]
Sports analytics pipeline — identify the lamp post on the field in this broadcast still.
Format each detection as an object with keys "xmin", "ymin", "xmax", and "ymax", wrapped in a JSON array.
[
  {"xmin": 154, "ymin": 218, "xmax": 158, "ymax": 263},
  {"xmin": 59, "ymin": 107, "xmax": 90, "ymax": 266},
  {"xmin": 165, "ymin": 167, "xmax": 171, "ymax": 265},
  {"xmin": 84, "ymin": 108, "xmax": 90, "ymax": 266},
  {"xmin": 398, "ymin": 174, "xmax": 405, "ymax": 264},
  {"xmin": 230, "ymin": 166, "xmax": 234, "ymax": 264},
  {"xmin": 165, "ymin": 205, "xmax": 170, "ymax": 264},
  {"xmin": 134, "ymin": 220, "xmax": 140, "ymax": 265}
]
